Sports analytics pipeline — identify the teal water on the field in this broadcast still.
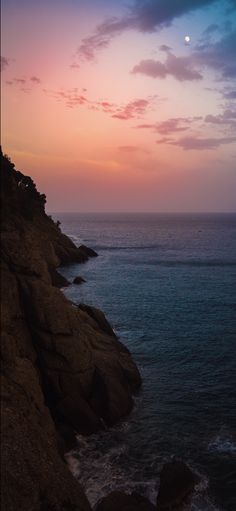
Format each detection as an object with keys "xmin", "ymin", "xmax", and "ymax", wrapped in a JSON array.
[{"xmin": 54, "ymin": 213, "xmax": 236, "ymax": 511}]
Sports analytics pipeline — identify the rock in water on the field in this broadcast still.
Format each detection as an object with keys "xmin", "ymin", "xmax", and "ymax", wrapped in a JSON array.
[
  {"xmin": 156, "ymin": 460, "xmax": 195, "ymax": 510},
  {"xmin": 95, "ymin": 491, "xmax": 156, "ymax": 511},
  {"xmin": 0, "ymin": 150, "xmax": 141, "ymax": 511},
  {"xmin": 79, "ymin": 244, "xmax": 98, "ymax": 258},
  {"xmin": 73, "ymin": 276, "xmax": 86, "ymax": 284}
]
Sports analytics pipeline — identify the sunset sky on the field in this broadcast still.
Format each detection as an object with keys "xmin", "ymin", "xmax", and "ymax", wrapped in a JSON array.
[{"xmin": 1, "ymin": 0, "xmax": 236, "ymax": 212}]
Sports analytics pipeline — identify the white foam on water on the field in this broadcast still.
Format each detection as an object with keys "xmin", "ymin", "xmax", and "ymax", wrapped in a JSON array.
[
  {"xmin": 65, "ymin": 451, "xmax": 81, "ymax": 478},
  {"xmin": 208, "ymin": 434, "xmax": 236, "ymax": 455},
  {"xmin": 64, "ymin": 427, "xmax": 158, "ymax": 507},
  {"xmin": 66, "ymin": 437, "xmax": 222, "ymax": 511},
  {"xmin": 191, "ymin": 471, "xmax": 222, "ymax": 511},
  {"xmin": 191, "ymin": 499, "xmax": 222, "ymax": 511}
]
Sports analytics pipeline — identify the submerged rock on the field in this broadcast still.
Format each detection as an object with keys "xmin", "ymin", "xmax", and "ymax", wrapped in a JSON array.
[
  {"xmin": 0, "ymin": 150, "xmax": 141, "ymax": 511},
  {"xmin": 74, "ymin": 275, "xmax": 86, "ymax": 284},
  {"xmin": 156, "ymin": 460, "xmax": 195, "ymax": 510},
  {"xmin": 95, "ymin": 491, "xmax": 156, "ymax": 511}
]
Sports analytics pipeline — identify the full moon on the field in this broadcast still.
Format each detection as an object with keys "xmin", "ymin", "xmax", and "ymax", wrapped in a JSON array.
[{"xmin": 184, "ymin": 35, "xmax": 191, "ymax": 44}]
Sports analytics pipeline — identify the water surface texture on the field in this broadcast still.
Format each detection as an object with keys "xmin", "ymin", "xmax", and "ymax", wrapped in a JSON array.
[{"xmin": 54, "ymin": 213, "xmax": 236, "ymax": 511}]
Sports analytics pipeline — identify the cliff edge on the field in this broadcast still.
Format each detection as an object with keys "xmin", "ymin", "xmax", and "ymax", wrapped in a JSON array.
[{"xmin": 0, "ymin": 151, "xmax": 141, "ymax": 511}]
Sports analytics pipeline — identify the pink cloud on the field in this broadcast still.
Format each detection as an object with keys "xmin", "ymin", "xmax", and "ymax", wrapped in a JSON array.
[
  {"xmin": 157, "ymin": 135, "xmax": 236, "ymax": 150},
  {"xmin": 136, "ymin": 117, "xmax": 202, "ymax": 134},
  {"xmin": 30, "ymin": 76, "xmax": 41, "ymax": 84},
  {"xmin": 1, "ymin": 56, "xmax": 9, "ymax": 71},
  {"xmin": 43, "ymin": 88, "xmax": 88, "ymax": 108},
  {"xmin": 132, "ymin": 53, "xmax": 203, "ymax": 81},
  {"xmin": 112, "ymin": 99, "xmax": 150, "ymax": 120},
  {"xmin": 14, "ymin": 78, "xmax": 26, "ymax": 85},
  {"xmin": 205, "ymin": 109, "xmax": 236, "ymax": 129},
  {"xmin": 118, "ymin": 145, "xmax": 149, "ymax": 153}
]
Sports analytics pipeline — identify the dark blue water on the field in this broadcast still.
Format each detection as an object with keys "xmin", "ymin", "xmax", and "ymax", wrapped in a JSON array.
[{"xmin": 54, "ymin": 213, "xmax": 236, "ymax": 511}]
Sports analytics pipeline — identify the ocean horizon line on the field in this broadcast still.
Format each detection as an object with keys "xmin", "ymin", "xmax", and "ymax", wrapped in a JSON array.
[{"xmin": 48, "ymin": 210, "xmax": 236, "ymax": 215}]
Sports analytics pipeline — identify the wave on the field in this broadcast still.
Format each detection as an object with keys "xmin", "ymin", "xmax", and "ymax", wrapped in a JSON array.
[
  {"xmin": 65, "ymin": 430, "xmax": 222, "ymax": 511},
  {"xmin": 66, "ymin": 434, "xmax": 157, "ymax": 507},
  {"xmin": 129, "ymin": 259, "xmax": 236, "ymax": 268},
  {"xmin": 94, "ymin": 245, "xmax": 161, "ymax": 251},
  {"xmin": 84, "ymin": 243, "xmax": 236, "ymax": 267}
]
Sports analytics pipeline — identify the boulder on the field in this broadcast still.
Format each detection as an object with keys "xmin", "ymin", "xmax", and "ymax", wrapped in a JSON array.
[{"xmin": 156, "ymin": 461, "xmax": 195, "ymax": 510}]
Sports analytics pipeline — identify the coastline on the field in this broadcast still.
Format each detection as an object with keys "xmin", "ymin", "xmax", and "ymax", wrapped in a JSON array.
[
  {"xmin": 1, "ymin": 151, "xmax": 201, "ymax": 511},
  {"xmin": 1, "ymin": 151, "xmax": 143, "ymax": 510},
  {"xmin": 54, "ymin": 211, "xmax": 236, "ymax": 511}
]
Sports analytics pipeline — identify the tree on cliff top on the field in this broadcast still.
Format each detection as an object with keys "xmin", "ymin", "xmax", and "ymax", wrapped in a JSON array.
[{"xmin": 1, "ymin": 149, "xmax": 47, "ymax": 220}]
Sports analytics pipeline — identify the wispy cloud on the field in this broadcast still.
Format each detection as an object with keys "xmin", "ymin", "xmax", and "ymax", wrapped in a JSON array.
[
  {"xmin": 198, "ymin": 20, "xmax": 233, "ymax": 48},
  {"xmin": 205, "ymin": 109, "xmax": 236, "ymax": 130},
  {"xmin": 70, "ymin": 62, "xmax": 80, "ymax": 69},
  {"xmin": 4, "ymin": 75, "xmax": 41, "ymax": 91},
  {"xmin": 42, "ymin": 86, "xmax": 155, "ymax": 121},
  {"xmin": 202, "ymin": 23, "xmax": 220, "ymax": 36},
  {"xmin": 132, "ymin": 28, "xmax": 236, "ymax": 82},
  {"xmin": 14, "ymin": 78, "xmax": 26, "ymax": 85},
  {"xmin": 136, "ymin": 116, "xmax": 202, "ymax": 134},
  {"xmin": 112, "ymin": 98, "xmax": 151, "ymax": 120},
  {"xmin": 1, "ymin": 56, "xmax": 9, "ymax": 71},
  {"xmin": 30, "ymin": 76, "xmax": 41, "ymax": 84},
  {"xmin": 157, "ymin": 135, "xmax": 236, "ymax": 150},
  {"xmin": 78, "ymin": 16, "xmax": 133, "ymax": 61},
  {"xmin": 223, "ymin": 90, "xmax": 236, "ymax": 99},
  {"xmin": 194, "ymin": 29, "xmax": 236, "ymax": 79},
  {"xmin": 118, "ymin": 145, "xmax": 149, "ymax": 153},
  {"xmin": 132, "ymin": 52, "xmax": 203, "ymax": 81},
  {"xmin": 77, "ymin": 0, "xmax": 222, "ymax": 61},
  {"xmin": 43, "ymin": 87, "xmax": 87, "ymax": 108}
]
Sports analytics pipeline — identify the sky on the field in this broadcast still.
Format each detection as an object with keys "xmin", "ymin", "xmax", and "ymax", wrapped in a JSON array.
[{"xmin": 1, "ymin": 0, "xmax": 236, "ymax": 212}]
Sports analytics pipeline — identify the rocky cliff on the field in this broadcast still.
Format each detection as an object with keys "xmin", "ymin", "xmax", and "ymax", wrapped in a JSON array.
[{"xmin": 0, "ymin": 151, "xmax": 141, "ymax": 511}]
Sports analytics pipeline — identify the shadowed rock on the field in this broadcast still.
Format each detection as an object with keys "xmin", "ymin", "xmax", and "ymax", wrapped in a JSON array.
[
  {"xmin": 79, "ymin": 303, "xmax": 116, "ymax": 338},
  {"xmin": 1, "ymin": 358, "xmax": 91, "ymax": 511},
  {"xmin": 74, "ymin": 276, "xmax": 86, "ymax": 285},
  {"xmin": 156, "ymin": 460, "xmax": 195, "ymax": 510},
  {"xmin": 95, "ymin": 491, "xmax": 156, "ymax": 511},
  {"xmin": 50, "ymin": 267, "xmax": 71, "ymax": 288},
  {"xmin": 79, "ymin": 244, "xmax": 98, "ymax": 258}
]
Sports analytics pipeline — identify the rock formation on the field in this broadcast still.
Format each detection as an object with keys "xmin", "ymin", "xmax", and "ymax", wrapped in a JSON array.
[
  {"xmin": 0, "ymin": 150, "xmax": 196, "ymax": 511},
  {"xmin": 0, "ymin": 150, "xmax": 141, "ymax": 511},
  {"xmin": 156, "ymin": 461, "xmax": 195, "ymax": 510}
]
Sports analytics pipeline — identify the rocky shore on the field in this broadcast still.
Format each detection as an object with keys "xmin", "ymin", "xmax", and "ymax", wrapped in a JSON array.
[{"xmin": 0, "ymin": 150, "xmax": 196, "ymax": 510}]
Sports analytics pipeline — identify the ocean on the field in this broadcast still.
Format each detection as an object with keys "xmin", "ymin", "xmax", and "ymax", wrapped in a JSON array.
[{"xmin": 53, "ymin": 213, "xmax": 236, "ymax": 511}]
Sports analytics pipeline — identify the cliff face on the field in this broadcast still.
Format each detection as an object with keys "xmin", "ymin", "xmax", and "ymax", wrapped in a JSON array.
[{"xmin": 0, "ymin": 152, "xmax": 141, "ymax": 511}]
